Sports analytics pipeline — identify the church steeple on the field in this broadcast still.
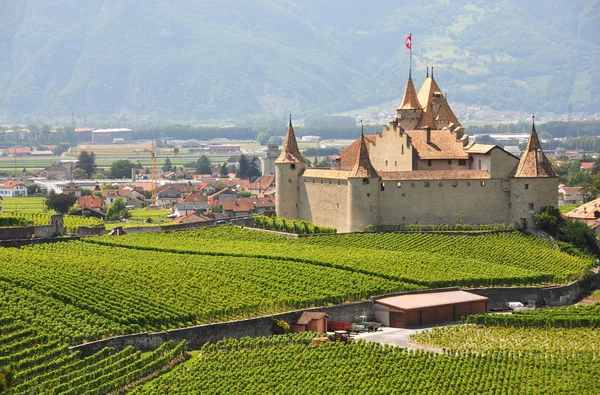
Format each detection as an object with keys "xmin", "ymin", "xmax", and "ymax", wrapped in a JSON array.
[
  {"xmin": 276, "ymin": 114, "xmax": 306, "ymax": 164},
  {"xmin": 512, "ymin": 116, "xmax": 557, "ymax": 178},
  {"xmin": 349, "ymin": 124, "xmax": 378, "ymax": 178}
]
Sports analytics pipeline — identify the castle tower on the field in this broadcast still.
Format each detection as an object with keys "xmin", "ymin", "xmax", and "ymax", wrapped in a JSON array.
[
  {"xmin": 347, "ymin": 127, "xmax": 380, "ymax": 232},
  {"xmin": 275, "ymin": 116, "xmax": 307, "ymax": 219},
  {"xmin": 510, "ymin": 117, "xmax": 558, "ymax": 229},
  {"xmin": 396, "ymin": 73, "xmax": 422, "ymax": 130}
]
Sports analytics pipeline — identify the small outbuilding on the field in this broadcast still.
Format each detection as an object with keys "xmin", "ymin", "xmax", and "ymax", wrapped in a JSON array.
[
  {"xmin": 374, "ymin": 290, "xmax": 488, "ymax": 328},
  {"xmin": 293, "ymin": 312, "xmax": 329, "ymax": 333}
]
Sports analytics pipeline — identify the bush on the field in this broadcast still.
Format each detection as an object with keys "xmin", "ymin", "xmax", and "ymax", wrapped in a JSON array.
[{"xmin": 253, "ymin": 215, "xmax": 336, "ymax": 234}]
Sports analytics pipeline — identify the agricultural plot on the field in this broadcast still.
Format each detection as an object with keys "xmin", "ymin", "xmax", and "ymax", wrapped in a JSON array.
[
  {"xmin": 0, "ymin": 197, "xmax": 52, "ymax": 214},
  {"xmin": 0, "ymin": 212, "xmax": 104, "ymax": 233},
  {"xmin": 88, "ymin": 227, "xmax": 594, "ymax": 287},
  {"xmin": 131, "ymin": 333, "xmax": 600, "ymax": 394}
]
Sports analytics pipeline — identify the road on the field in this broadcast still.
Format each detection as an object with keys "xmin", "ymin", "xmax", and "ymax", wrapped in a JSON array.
[{"xmin": 351, "ymin": 326, "xmax": 442, "ymax": 353}]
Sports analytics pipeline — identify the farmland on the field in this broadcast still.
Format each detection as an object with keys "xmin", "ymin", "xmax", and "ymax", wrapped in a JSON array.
[
  {"xmin": 0, "ymin": 226, "xmax": 596, "ymax": 393},
  {"xmin": 130, "ymin": 333, "xmax": 600, "ymax": 394},
  {"xmin": 87, "ymin": 227, "xmax": 594, "ymax": 287}
]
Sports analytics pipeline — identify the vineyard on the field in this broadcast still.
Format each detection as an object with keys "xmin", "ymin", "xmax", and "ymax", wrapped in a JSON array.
[
  {"xmin": 253, "ymin": 214, "xmax": 336, "ymax": 234},
  {"xmin": 466, "ymin": 304, "xmax": 600, "ymax": 328},
  {"xmin": 0, "ymin": 213, "xmax": 104, "ymax": 233},
  {"xmin": 0, "ymin": 197, "xmax": 52, "ymax": 214},
  {"xmin": 86, "ymin": 227, "xmax": 594, "ymax": 287},
  {"xmin": 129, "ymin": 333, "xmax": 600, "ymax": 394},
  {"xmin": 0, "ymin": 312, "xmax": 188, "ymax": 395}
]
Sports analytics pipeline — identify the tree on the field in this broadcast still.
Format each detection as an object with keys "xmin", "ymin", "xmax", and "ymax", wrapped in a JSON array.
[
  {"xmin": 45, "ymin": 191, "xmax": 77, "ymax": 214},
  {"xmin": 247, "ymin": 156, "xmax": 261, "ymax": 179},
  {"xmin": 196, "ymin": 155, "xmax": 212, "ymax": 175},
  {"xmin": 581, "ymin": 173, "xmax": 600, "ymax": 202},
  {"xmin": 106, "ymin": 198, "xmax": 130, "ymax": 221},
  {"xmin": 236, "ymin": 154, "xmax": 250, "ymax": 178},
  {"xmin": 162, "ymin": 157, "xmax": 173, "ymax": 172},
  {"xmin": 80, "ymin": 188, "xmax": 92, "ymax": 196},
  {"xmin": 257, "ymin": 131, "xmax": 270, "ymax": 145},
  {"xmin": 211, "ymin": 205, "xmax": 222, "ymax": 213},
  {"xmin": 72, "ymin": 168, "xmax": 87, "ymax": 180},
  {"xmin": 238, "ymin": 190, "xmax": 252, "ymax": 197},
  {"xmin": 109, "ymin": 160, "xmax": 136, "ymax": 179},
  {"xmin": 220, "ymin": 162, "xmax": 229, "ymax": 177},
  {"xmin": 77, "ymin": 150, "xmax": 97, "ymax": 178},
  {"xmin": 533, "ymin": 206, "xmax": 565, "ymax": 237}
]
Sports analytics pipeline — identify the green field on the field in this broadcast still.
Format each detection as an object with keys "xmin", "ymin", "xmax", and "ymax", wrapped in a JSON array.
[
  {"xmin": 0, "ymin": 227, "xmax": 596, "ymax": 394},
  {"xmin": 131, "ymin": 331, "xmax": 599, "ymax": 394},
  {"xmin": 1, "ymin": 197, "xmax": 53, "ymax": 214}
]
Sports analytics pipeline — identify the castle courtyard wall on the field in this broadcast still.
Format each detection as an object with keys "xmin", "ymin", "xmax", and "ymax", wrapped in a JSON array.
[{"xmin": 378, "ymin": 177, "xmax": 510, "ymax": 227}]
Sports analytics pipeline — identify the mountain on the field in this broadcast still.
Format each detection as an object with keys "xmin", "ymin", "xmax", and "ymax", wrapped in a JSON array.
[{"xmin": 1, "ymin": 0, "xmax": 599, "ymax": 123}]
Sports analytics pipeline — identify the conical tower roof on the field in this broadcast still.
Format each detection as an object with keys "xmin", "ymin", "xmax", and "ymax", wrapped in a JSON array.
[
  {"xmin": 397, "ymin": 77, "xmax": 421, "ymax": 111},
  {"xmin": 349, "ymin": 127, "xmax": 378, "ymax": 178},
  {"xmin": 512, "ymin": 118, "xmax": 557, "ymax": 178},
  {"xmin": 276, "ymin": 116, "xmax": 306, "ymax": 164}
]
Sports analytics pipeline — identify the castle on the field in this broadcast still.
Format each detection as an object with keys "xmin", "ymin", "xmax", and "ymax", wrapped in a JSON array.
[{"xmin": 275, "ymin": 69, "xmax": 558, "ymax": 232}]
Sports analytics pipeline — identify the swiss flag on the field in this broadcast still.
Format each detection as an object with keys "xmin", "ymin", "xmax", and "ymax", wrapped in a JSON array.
[{"xmin": 405, "ymin": 34, "xmax": 412, "ymax": 50}]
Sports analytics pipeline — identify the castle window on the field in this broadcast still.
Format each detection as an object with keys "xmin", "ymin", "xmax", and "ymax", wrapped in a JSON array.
[
  {"xmin": 336, "ymin": 203, "xmax": 339, "ymax": 209},
  {"xmin": 447, "ymin": 160, "xmax": 452, "ymax": 165},
  {"xmin": 401, "ymin": 145, "xmax": 404, "ymax": 154},
  {"xmin": 386, "ymin": 160, "xmax": 388, "ymax": 166},
  {"xmin": 467, "ymin": 182, "xmax": 471, "ymax": 186},
  {"xmin": 362, "ymin": 178, "xmax": 369, "ymax": 185},
  {"xmin": 288, "ymin": 179, "xmax": 292, "ymax": 183},
  {"xmin": 367, "ymin": 193, "xmax": 371, "ymax": 198},
  {"xmin": 528, "ymin": 203, "xmax": 534, "ymax": 210},
  {"xmin": 329, "ymin": 180, "xmax": 331, "ymax": 184},
  {"xmin": 452, "ymin": 182, "xmax": 458, "ymax": 187},
  {"xmin": 312, "ymin": 179, "xmax": 315, "ymax": 183},
  {"xmin": 424, "ymin": 182, "xmax": 429, "ymax": 188},
  {"xmin": 290, "ymin": 164, "xmax": 296, "ymax": 170},
  {"xmin": 427, "ymin": 160, "xmax": 432, "ymax": 167},
  {"xmin": 438, "ymin": 182, "xmax": 443, "ymax": 187},
  {"xmin": 509, "ymin": 203, "xmax": 512, "ymax": 209},
  {"xmin": 481, "ymin": 181, "xmax": 486, "ymax": 187},
  {"xmin": 397, "ymin": 182, "xmax": 402, "ymax": 188},
  {"xmin": 338, "ymin": 181, "xmax": 340, "ymax": 185},
  {"xmin": 380, "ymin": 183, "xmax": 385, "ymax": 191},
  {"xmin": 411, "ymin": 182, "xmax": 415, "ymax": 187},
  {"xmin": 525, "ymin": 184, "xmax": 529, "ymax": 190},
  {"xmin": 321, "ymin": 180, "xmax": 323, "ymax": 184},
  {"xmin": 395, "ymin": 161, "xmax": 397, "ymax": 166},
  {"xmin": 459, "ymin": 159, "xmax": 467, "ymax": 166}
]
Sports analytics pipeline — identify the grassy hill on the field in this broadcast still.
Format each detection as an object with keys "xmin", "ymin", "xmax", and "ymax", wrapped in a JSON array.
[{"xmin": 1, "ymin": 0, "xmax": 599, "ymax": 123}]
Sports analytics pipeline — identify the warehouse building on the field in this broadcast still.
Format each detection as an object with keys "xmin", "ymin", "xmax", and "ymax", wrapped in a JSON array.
[
  {"xmin": 374, "ymin": 290, "xmax": 488, "ymax": 328},
  {"xmin": 92, "ymin": 128, "xmax": 133, "ymax": 143}
]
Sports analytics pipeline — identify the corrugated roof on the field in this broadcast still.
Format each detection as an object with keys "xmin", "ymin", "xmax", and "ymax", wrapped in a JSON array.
[
  {"xmin": 376, "ymin": 290, "xmax": 488, "ymax": 311},
  {"xmin": 380, "ymin": 170, "xmax": 490, "ymax": 181},
  {"xmin": 406, "ymin": 129, "xmax": 469, "ymax": 159}
]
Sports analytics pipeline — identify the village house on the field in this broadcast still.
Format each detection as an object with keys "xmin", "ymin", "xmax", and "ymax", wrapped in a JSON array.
[
  {"xmin": 558, "ymin": 184, "xmax": 584, "ymax": 205},
  {"xmin": 208, "ymin": 188, "xmax": 238, "ymax": 206},
  {"xmin": 249, "ymin": 174, "xmax": 275, "ymax": 195},
  {"xmin": 563, "ymin": 198, "xmax": 600, "ymax": 234},
  {"xmin": 0, "ymin": 181, "xmax": 28, "ymax": 197}
]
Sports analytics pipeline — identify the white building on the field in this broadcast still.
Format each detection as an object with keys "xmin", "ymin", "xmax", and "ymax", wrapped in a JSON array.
[{"xmin": 0, "ymin": 181, "xmax": 28, "ymax": 197}]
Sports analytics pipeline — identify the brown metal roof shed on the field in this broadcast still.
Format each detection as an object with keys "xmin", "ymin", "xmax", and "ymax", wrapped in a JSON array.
[{"xmin": 374, "ymin": 290, "xmax": 488, "ymax": 328}]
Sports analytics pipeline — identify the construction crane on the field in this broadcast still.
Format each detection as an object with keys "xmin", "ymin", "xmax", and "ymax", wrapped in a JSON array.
[{"xmin": 151, "ymin": 140, "xmax": 157, "ymax": 206}]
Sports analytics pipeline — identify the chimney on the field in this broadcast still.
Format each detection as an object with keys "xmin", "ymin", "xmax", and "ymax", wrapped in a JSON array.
[{"xmin": 426, "ymin": 127, "xmax": 431, "ymax": 145}]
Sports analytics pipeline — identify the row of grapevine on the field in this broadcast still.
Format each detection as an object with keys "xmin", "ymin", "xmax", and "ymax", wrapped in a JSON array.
[
  {"xmin": 130, "ymin": 334, "xmax": 600, "ymax": 394},
  {"xmin": 466, "ymin": 304, "xmax": 600, "ymax": 328},
  {"xmin": 253, "ymin": 215, "xmax": 336, "ymax": 234},
  {"xmin": 88, "ymin": 226, "xmax": 593, "ymax": 287},
  {"xmin": 0, "ymin": 213, "xmax": 104, "ymax": 233}
]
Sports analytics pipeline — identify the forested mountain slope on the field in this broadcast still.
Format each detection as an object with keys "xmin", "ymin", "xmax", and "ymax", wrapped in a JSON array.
[{"xmin": 0, "ymin": 0, "xmax": 599, "ymax": 122}]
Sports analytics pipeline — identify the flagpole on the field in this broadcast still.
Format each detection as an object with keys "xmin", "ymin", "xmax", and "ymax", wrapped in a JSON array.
[{"xmin": 409, "ymin": 32, "xmax": 412, "ymax": 79}]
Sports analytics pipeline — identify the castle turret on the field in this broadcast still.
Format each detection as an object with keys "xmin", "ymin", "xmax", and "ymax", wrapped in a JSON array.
[
  {"xmin": 275, "ymin": 116, "xmax": 307, "ymax": 220},
  {"xmin": 347, "ymin": 126, "xmax": 380, "ymax": 232},
  {"xmin": 510, "ymin": 116, "xmax": 558, "ymax": 229},
  {"xmin": 396, "ymin": 73, "xmax": 422, "ymax": 130}
]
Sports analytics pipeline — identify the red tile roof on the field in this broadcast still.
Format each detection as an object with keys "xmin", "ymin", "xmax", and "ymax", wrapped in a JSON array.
[
  {"xmin": 181, "ymin": 191, "xmax": 208, "ymax": 203},
  {"xmin": 380, "ymin": 170, "xmax": 490, "ymax": 181},
  {"xmin": 349, "ymin": 134, "xmax": 378, "ymax": 178},
  {"xmin": 581, "ymin": 162, "xmax": 596, "ymax": 170},
  {"xmin": 512, "ymin": 121, "xmax": 557, "ymax": 178},
  {"xmin": 276, "ymin": 119, "xmax": 306, "ymax": 164},
  {"xmin": 296, "ymin": 312, "xmax": 328, "ymax": 325},
  {"xmin": 0, "ymin": 181, "xmax": 25, "ymax": 189},
  {"xmin": 78, "ymin": 195, "xmax": 104, "ymax": 209},
  {"xmin": 251, "ymin": 174, "xmax": 275, "ymax": 190},
  {"xmin": 339, "ymin": 135, "xmax": 377, "ymax": 170},
  {"xmin": 405, "ymin": 129, "xmax": 469, "ymax": 160},
  {"xmin": 397, "ymin": 77, "xmax": 421, "ymax": 110},
  {"xmin": 222, "ymin": 199, "xmax": 255, "ymax": 212}
]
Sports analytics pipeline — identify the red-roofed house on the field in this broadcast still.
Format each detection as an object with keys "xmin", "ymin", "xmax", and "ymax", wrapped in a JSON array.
[
  {"xmin": 250, "ymin": 174, "xmax": 275, "ymax": 195},
  {"xmin": 222, "ymin": 199, "xmax": 255, "ymax": 217},
  {"xmin": 581, "ymin": 162, "xmax": 597, "ymax": 174},
  {"xmin": 558, "ymin": 184, "xmax": 583, "ymax": 205},
  {"xmin": 78, "ymin": 195, "xmax": 104, "ymax": 209},
  {"xmin": 208, "ymin": 188, "xmax": 238, "ymax": 206},
  {"xmin": 0, "ymin": 181, "xmax": 28, "ymax": 197},
  {"xmin": 3, "ymin": 147, "xmax": 31, "ymax": 156}
]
